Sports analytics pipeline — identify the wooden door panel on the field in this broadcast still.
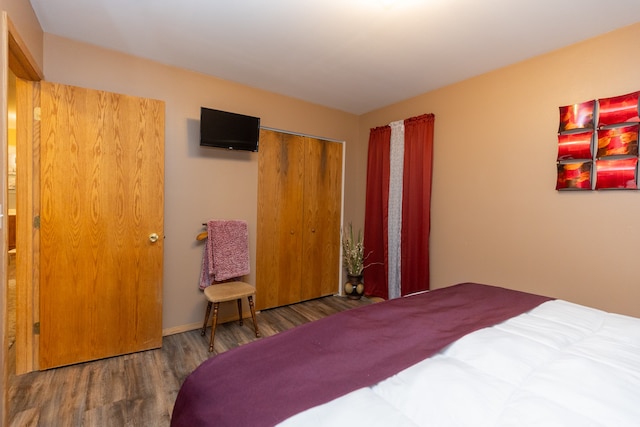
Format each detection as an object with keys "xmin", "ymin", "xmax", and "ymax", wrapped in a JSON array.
[
  {"xmin": 257, "ymin": 130, "xmax": 343, "ymax": 309},
  {"xmin": 39, "ymin": 82, "xmax": 164, "ymax": 369},
  {"xmin": 256, "ymin": 130, "xmax": 305, "ymax": 309},
  {"xmin": 301, "ymin": 138, "xmax": 343, "ymax": 300}
]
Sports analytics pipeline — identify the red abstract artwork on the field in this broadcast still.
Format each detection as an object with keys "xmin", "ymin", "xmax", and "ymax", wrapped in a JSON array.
[
  {"xmin": 556, "ymin": 162, "xmax": 592, "ymax": 190},
  {"xmin": 557, "ymin": 131, "xmax": 593, "ymax": 160},
  {"xmin": 556, "ymin": 91, "xmax": 640, "ymax": 191},
  {"xmin": 558, "ymin": 100, "xmax": 595, "ymax": 133},
  {"xmin": 597, "ymin": 124, "xmax": 639, "ymax": 158},
  {"xmin": 597, "ymin": 91, "xmax": 640, "ymax": 127},
  {"xmin": 595, "ymin": 157, "xmax": 638, "ymax": 189}
]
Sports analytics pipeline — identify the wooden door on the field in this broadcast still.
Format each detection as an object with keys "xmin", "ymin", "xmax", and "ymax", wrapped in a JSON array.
[
  {"xmin": 300, "ymin": 137, "xmax": 343, "ymax": 300},
  {"xmin": 256, "ymin": 130, "xmax": 305, "ymax": 309},
  {"xmin": 38, "ymin": 82, "xmax": 164, "ymax": 369},
  {"xmin": 256, "ymin": 130, "xmax": 342, "ymax": 310}
]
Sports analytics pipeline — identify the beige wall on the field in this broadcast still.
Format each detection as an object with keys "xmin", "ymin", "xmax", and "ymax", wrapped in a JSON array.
[
  {"xmin": 41, "ymin": 34, "xmax": 360, "ymax": 331},
  {"xmin": 359, "ymin": 22, "xmax": 640, "ymax": 318},
  {"xmin": 5, "ymin": 3, "xmax": 640, "ymax": 334},
  {"xmin": 0, "ymin": 0, "xmax": 43, "ymax": 71}
]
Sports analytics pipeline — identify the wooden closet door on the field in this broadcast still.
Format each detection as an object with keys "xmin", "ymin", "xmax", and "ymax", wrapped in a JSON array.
[
  {"xmin": 256, "ymin": 130, "xmax": 305, "ymax": 309},
  {"xmin": 257, "ymin": 130, "xmax": 343, "ymax": 310},
  {"xmin": 300, "ymin": 137, "xmax": 343, "ymax": 300}
]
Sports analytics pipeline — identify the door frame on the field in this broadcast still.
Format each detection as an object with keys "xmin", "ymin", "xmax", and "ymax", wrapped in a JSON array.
[{"xmin": 1, "ymin": 11, "xmax": 43, "ymax": 425}]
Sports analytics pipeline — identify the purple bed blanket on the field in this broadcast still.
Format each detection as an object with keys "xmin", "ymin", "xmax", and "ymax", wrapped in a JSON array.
[{"xmin": 171, "ymin": 283, "xmax": 552, "ymax": 427}]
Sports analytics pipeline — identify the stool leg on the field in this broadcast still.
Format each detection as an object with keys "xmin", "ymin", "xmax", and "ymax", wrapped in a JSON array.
[
  {"xmin": 248, "ymin": 295, "xmax": 260, "ymax": 337},
  {"xmin": 201, "ymin": 301, "xmax": 212, "ymax": 336},
  {"xmin": 209, "ymin": 302, "xmax": 220, "ymax": 352},
  {"xmin": 237, "ymin": 298, "xmax": 244, "ymax": 326}
]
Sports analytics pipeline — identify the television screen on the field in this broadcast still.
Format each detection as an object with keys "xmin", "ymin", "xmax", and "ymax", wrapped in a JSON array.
[{"xmin": 200, "ymin": 107, "xmax": 260, "ymax": 152}]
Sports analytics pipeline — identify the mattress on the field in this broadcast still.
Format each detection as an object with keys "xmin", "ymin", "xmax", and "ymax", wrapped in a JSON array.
[{"xmin": 279, "ymin": 299, "xmax": 640, "ymax": 426}]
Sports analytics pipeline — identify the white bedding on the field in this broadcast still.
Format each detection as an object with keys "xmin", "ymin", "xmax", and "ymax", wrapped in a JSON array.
[{"xmin": 279, "ymin": 300, "xmax": 640, "ymax": 426}]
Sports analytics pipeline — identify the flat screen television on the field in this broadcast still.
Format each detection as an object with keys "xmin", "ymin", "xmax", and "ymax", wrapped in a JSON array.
[{"xmin": 200, "ymin": 107, "xmax": 260, "ymax": 152}]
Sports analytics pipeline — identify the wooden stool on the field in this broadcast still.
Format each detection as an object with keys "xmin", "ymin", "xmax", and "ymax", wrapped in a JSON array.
[{"xmin": 200, "ymin": 281, "xmax": 260, "ymax": 352}]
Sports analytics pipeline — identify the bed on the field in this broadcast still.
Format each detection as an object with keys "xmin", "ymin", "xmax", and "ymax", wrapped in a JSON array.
[{"xmin": 171, "ymin": 282, "xmax": 640, "ymax": 426}]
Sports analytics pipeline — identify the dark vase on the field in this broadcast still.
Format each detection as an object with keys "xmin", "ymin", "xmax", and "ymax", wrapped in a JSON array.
[{"xmin": 344, "ymin": 274, "xmax": 364, "ymax": 300}]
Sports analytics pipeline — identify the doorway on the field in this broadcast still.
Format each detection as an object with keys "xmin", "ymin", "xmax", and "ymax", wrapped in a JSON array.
[
  {"xmin": 6, "ymin": 68, "xmax": 17, "ymax": 372},
  {"xmin": 2, "ymin": 14, "xmax": 44, "ymax": 425}
]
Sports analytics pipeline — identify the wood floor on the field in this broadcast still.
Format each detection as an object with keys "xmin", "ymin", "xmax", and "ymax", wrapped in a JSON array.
[{"xmin": 8, "ymin": 295, "xmax": 372, "ymax": 427}]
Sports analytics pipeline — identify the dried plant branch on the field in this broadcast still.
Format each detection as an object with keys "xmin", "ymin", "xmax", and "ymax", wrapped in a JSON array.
[{"xmin": 341, "ymin": 222, "xmax": 382, "ymax": 276}]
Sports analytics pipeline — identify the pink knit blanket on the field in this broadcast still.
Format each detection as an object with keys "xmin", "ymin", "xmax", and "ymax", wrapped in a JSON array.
[{"xmin": 199, "ymin": 220, "xmax": 250, "ymax": 289}]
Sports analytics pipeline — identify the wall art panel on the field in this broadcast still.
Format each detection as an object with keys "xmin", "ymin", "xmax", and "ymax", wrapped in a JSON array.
[
  {"xmin": 596, "ymin": 124, "xmax": 639, "ymax": 158},
  {"xmin": 556, "ymin": 161, "xmax": 592, "ymax": 190},
  {"xmin": 557, "ymin": 131, "xmax": 593, "ymax": 161},
  {"xmin": 558, "ymin": 100, "xmax": 595, "ymax": 133},
  {"xmin": 594, "ymin": 157, "xmax": 638, "ymax": 190},
  {"xmin": 597, "ymin": 91, "xmax": 640, "ymax": 127}
]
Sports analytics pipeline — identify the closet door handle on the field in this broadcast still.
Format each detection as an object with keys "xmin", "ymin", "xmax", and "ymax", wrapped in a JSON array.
[{"xmin": 149, "ymin": 233, "xmax": 159, "ymax": 243}]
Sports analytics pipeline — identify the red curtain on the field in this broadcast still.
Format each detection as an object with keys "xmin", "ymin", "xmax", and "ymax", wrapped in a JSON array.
[
  {"xmin": 363, "ymin": 125, "xmax": 391, "ymax": 299},
  {"xmin": 363, "ymin": 114, "xmax": 435, "ymax": 299},
  {"xmin": 401, "ymin": 114, "xmax": 435, "ymax": 295}
]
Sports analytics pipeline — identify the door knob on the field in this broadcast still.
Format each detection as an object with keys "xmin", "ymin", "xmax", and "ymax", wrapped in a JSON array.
[{"xmin": 149, "ymin": 233, "xmax": 159, "ymax": 243}]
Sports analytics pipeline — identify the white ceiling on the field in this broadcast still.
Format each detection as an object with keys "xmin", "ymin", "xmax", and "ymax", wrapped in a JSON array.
[{"xmin": 29, "ymin": 0, "xmax": 640, "ymax": 115}]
